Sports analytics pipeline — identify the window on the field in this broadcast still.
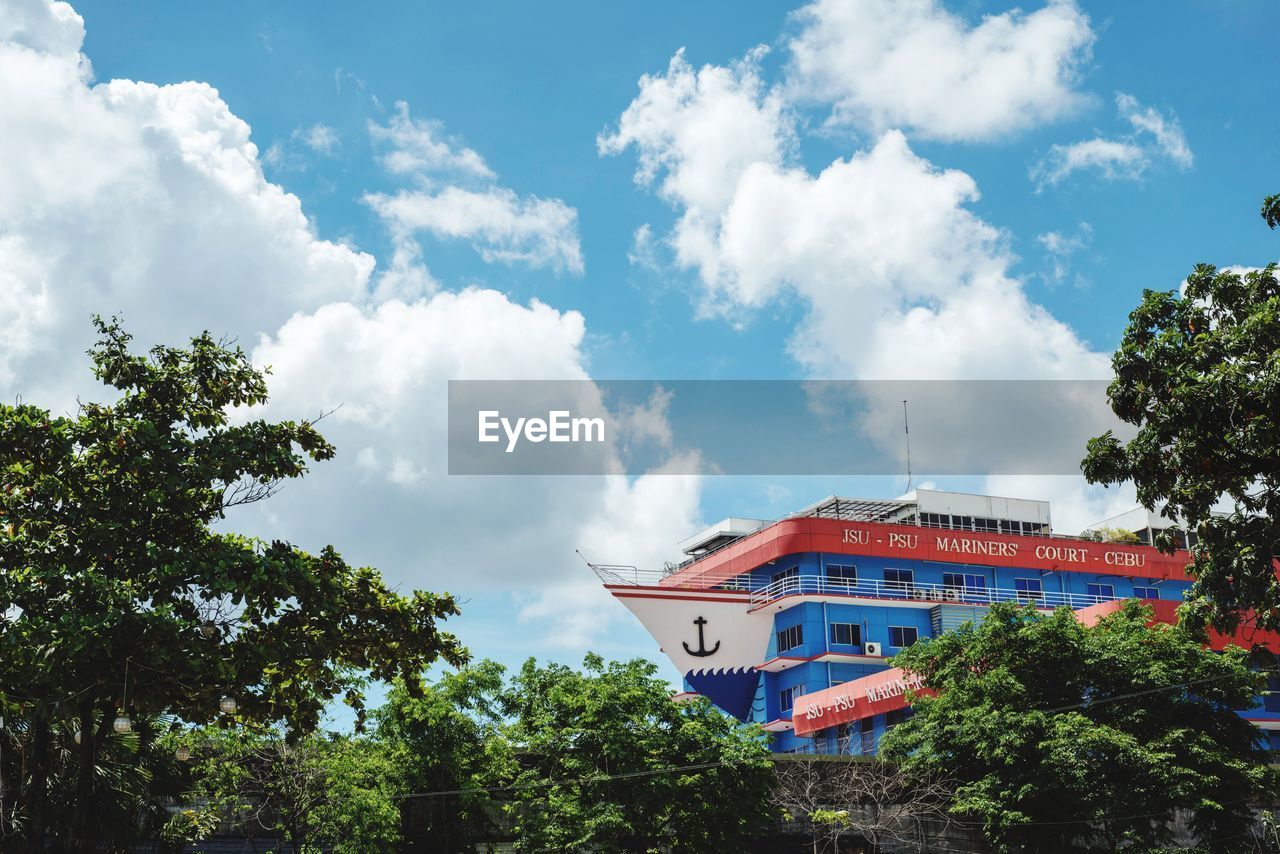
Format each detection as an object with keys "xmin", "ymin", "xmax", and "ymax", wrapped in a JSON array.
[
  {"xmin": 1265, "ymin": 675, "xmax": 1280, "ymax": 714},
  {"xmin": 773, "ymin": 565, "xmax": 799, "ymax": 584},
  {"xmin": 888, "ymin": 626, "xmax": 919, "ymax": 648},
  {"xmin": 884, "ymin": 567, "xmax": 914, "ymax": 594},
  {"xmin": 860, "ymin": 717, "xmax": 875, "ymax": 754},
  {"xmin": 829, "ymin": 622, "xmax": 861, "ymax": 647},
  {"xmin": 825, "ymin": 564, "xmax": 857, "ymax": 591},
  {"xmin": 885, "ymin": 708, "xmax": 910, "ymax": 729},
  {"xmin": 777, "ymin": 624, "xmax": 804, "ymax": 654},
  {"xmin": 779, "ymin": 686, "xmax": 797, "ymax": 713},
  {"xmin": 1133, "ymin": 585, "xmax": 1159, "ymax": 600},
  {"xmin": 1086, "ymin": 582, "xmax": 1116, "ymax": 601},
  {"xmin": 1014, "ymin": 577, "xmax": 1044, "ymax": 603},
  {"xmin": 943, "ymin": 573, "xmax": 986, "ymax": 590}
]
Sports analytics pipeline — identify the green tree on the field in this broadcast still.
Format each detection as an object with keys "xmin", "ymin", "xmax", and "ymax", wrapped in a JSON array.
[
  {"xmin": 498, "ymin": 654, "xmax": 774, "ymax": 852},
  {"xmin": 881, "ymin": 601, "xmax": 1275, "ymax": 852},
  {"xmin": 169, "ymin": 726, "xmax": 402, "ymax": 852},
  {"xmin": 375, "ymin": 660, "xmax": 508, "ymax": 850},
  {"xmin": 0, "ymin": 319, "xmax": 466, "ymax": 849},
  {"xmin": 1082, "ymin": 197, "xmax": 1280, "ymax": 636}
]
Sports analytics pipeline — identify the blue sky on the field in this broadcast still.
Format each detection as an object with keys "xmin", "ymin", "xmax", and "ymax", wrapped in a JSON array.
[{"xmin": 4, "ymin": 0, "xmax": 1279, "ymax": 723}]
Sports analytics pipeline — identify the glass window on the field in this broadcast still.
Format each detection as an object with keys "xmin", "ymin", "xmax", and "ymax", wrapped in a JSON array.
[
  {"xmin": 945, "ymin": 573, "xmax": 985, "ymax": 589},
  {"xmin": 1087, "ymin": 582, "xmax": 1116, "ymax": 600},
  {"xmin": 1133, "ymin": 585, "xmax": 1159, "ymax": 600},
  {"xmin": 777, "ymin": 624, "xmax": 804, "ymax": 654},
  {"xmin": 888, "ymin": 626, "xmax": 918, "ymax": 648},
  {"xmin": 1265, "ymin": 675, "xmax": 1280, "ymax": 714},
  {"xmin": 1014, "ymin": 578, "xmax": 1044, "ymax": 602},
  {"xmin": 884, "ymin": 568, "xmax": 914, "ymax": 593},
  {"xmin": 773, "ymin": 565, "xmax": 799, "ymax": 583},
  {"xmin": 826, "ymin": 563, "xmax": 857, "ymax": 582},
  {"xmin": 830, "ymin": 622, "xmax": 861, "ymax": 647},
  {"xmin": 779, "ymin": 686, "xmax": 797, "ymax": 713}
]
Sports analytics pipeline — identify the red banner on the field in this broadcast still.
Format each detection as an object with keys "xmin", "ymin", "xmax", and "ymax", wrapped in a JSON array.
[
  {"xmin": 792, "ymin": 667, "xmax": 934, "ymax": 737},
  {"xmin": 664, "ymin": 517, "xmax": 1192, "ymax": 589}
]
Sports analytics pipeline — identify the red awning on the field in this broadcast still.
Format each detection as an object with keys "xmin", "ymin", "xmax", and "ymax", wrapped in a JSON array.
[{"xmin": 792, "ymin": 667, "xmax": 934, "ymax": 737}]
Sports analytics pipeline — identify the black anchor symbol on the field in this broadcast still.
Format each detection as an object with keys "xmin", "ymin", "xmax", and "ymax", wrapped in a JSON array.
[{"xmin": 682, "ymin": 616, "xmax": 720, "ymax": 657}]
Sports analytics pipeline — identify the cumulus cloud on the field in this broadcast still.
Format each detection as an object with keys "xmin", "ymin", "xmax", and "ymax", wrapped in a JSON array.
[
  {"xmin": 602, "ymin": 49, "xmax": 1108, "ymax": 381},
  {"xmin": 0, "ymin": 0, "xmax": 696, "ymax": 655},
  {"xmin": 0, "ymin": 0, "xmax": 373, "ymax": 400},
  {"xmin": 786, "ymin": 0, "xmax": 1095, "ymax": 141},
  {"xmin": 1033, "ymin": 92, "xmax": 1193, "ymax": 189},
  {"xmin": 247, "ymin": 293, "xmax": 702, "ymax": 643},
  {"xmin": 365, "ymin": 102, "xmax": 584, "ymax": 278}
]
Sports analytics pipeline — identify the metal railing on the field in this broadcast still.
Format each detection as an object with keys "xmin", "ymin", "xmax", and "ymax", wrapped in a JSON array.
[
  {"xmin": 591, "ymin": 563, "xmax": 1139, "ymax": 612},
  {"xmin": 749, "ymin": 575, "xmax": 1125, "ymax": 611},
  {"xmin": 590, "ymin": 563, "xmax": 754, "ymax": 591}
]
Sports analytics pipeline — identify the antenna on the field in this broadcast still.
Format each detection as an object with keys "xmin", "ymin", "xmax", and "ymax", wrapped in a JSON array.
[{"xmin": 903, "ymin": 399, "xmax": 913, "ymax": 494}]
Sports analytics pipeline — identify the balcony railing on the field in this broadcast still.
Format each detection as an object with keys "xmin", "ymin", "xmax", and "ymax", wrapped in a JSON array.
[{"xmin": 749, "ymin": 575, "xmax": 1127, "ymax": 611}]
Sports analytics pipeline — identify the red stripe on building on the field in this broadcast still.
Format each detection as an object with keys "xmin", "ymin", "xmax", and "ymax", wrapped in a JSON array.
[
  {"xmin": 792, "ymin": 667, "xmax": 935, "ymax": 737},
  {"xmin": 662, "ymin": 518, "xmax": 1193, "ymax": 589},
  {"xmin": 1075, "ymin": 598, "xmax": 1280, "ymax": 653}
]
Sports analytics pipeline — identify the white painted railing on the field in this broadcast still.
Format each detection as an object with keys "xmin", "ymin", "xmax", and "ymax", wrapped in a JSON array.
[{"xmin": 748, "ymin": 575, "xmax": 1122, "ymax": 610}]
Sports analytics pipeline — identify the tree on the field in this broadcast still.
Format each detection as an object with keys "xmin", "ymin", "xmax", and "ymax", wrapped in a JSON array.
[
  {"xmin": 1082, "ymin": 197, "xmax": 1280, "ymax": 636},
  {"xmin": 170, "ymin": 726, "xmax": 402, "ymax": 851},
  {"xmin": 1078, "ymin": 526, "xmax": 1140, "ymax": 545},
  {"xmin": 375, "ymin": 660, "xmax": 508, "ymax": 850},
  {"xmin": 0, "ymin": 319, "xmax": 467, "ymax": 849},
  {"xmin": 881, "ymin": 601, "xmax": 1275, "ymax": 852},
  {"xmin": 499, "ymin": 654, "xmax": 774, "ymax": 852},
  {"xmin": 772, "ymin": 755, "xmax": 952, "ymax": 853}
]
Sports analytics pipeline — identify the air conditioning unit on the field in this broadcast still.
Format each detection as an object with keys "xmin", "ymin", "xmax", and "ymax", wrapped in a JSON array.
[
  {"xmin": 943, "ymin": 589, "xmax": 961, "ymax": 602},
  {"xmin": 863, "ymin": 642, "xmax": 882, "ymax": 656}
]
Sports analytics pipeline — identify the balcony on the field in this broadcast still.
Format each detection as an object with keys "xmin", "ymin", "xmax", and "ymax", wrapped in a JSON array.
[{"xmin": 750, "ymin": 575, "xmax": 1128, "ymax": 612}]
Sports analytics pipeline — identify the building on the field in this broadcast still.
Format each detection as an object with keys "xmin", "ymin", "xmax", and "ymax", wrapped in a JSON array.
[{"xmin": 590, "ymin": 489, "xmax": 1280, "ymax": 755}]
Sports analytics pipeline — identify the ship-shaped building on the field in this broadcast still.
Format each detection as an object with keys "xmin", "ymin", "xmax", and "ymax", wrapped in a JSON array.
[{"xmin": 590, "ymin": 489, "xmax": 1280, "ymax": 755}]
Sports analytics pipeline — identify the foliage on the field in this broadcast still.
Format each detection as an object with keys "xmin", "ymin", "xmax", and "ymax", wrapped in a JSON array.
[
  {"xmin": 881, "ymin": 601, "xmax": 1276, "ymax": 852},
  {"xmin": 171, "ymin": 726, "xmax": 402, "ymax": 852},
  {"xmin": 0, "ymin": 319, "xmax": 466, "ymax": 847},
  {"xmin": 498, "ymin": 654, "xmax": 774, "ymax": 852},
  {"xmin": 375, "ymin": 660, "xmax": 508, "ymax": 850},
  {"xmin": 1082, "ymin": 199, "xmax": 1280, "ymax": 636},
  {"xmin": 1078, "ymin": 526, "xmax": 1140, "ymax": 545}
]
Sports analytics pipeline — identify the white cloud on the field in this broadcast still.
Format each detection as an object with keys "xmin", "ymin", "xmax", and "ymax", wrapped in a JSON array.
[
  {"xmin": 1037, "ymin": 222, "xmax": 1092, "ymax": 285},
  {"xmin": 786, "ymin": 0, "xmax": 1095, "ymax": 141},
  {"xmin": 603, "ymin": 51, "xmax": 1107, "ymax": 380},
  {"xmin": 365, "ymin": 186, "xmax": 583, "ymax": 274},
  {"xmin": 0, "ymin": 0, "xmax": 696, "ymax": 657},
  {"xmin": 1033, "ymin": 93, "xmax": 1192, "ymax": 189},
  {"xmin": 368, "ymin": 101, "xmax": 493, "ymax": 179},
  {"xmin": 0, "ymin": 0, "xmax": 373, "ymax": 400},
  {"xmin": 300, "ymin": 123, "xmax": 339, "ymax": 155},
  {"xmin": 366, "ymin": 102, "xmax": 584, "ymax": 277},
  {"xmin": 1116, "ymin": 92, "xmax": 1192, "ymax": 168},
  {"xmin": 1032, "ymin": 137, "xmax": 1148, "ymax": 187},
  {"xmin": 248, "ymin": 294, "xmax": 702, "ymax": 645}
]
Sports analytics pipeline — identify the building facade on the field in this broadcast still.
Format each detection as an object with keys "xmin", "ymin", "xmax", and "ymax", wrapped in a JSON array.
[{"xmin": 591, "ymin": 490, "xmax": 1280, "ymax": 755}]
